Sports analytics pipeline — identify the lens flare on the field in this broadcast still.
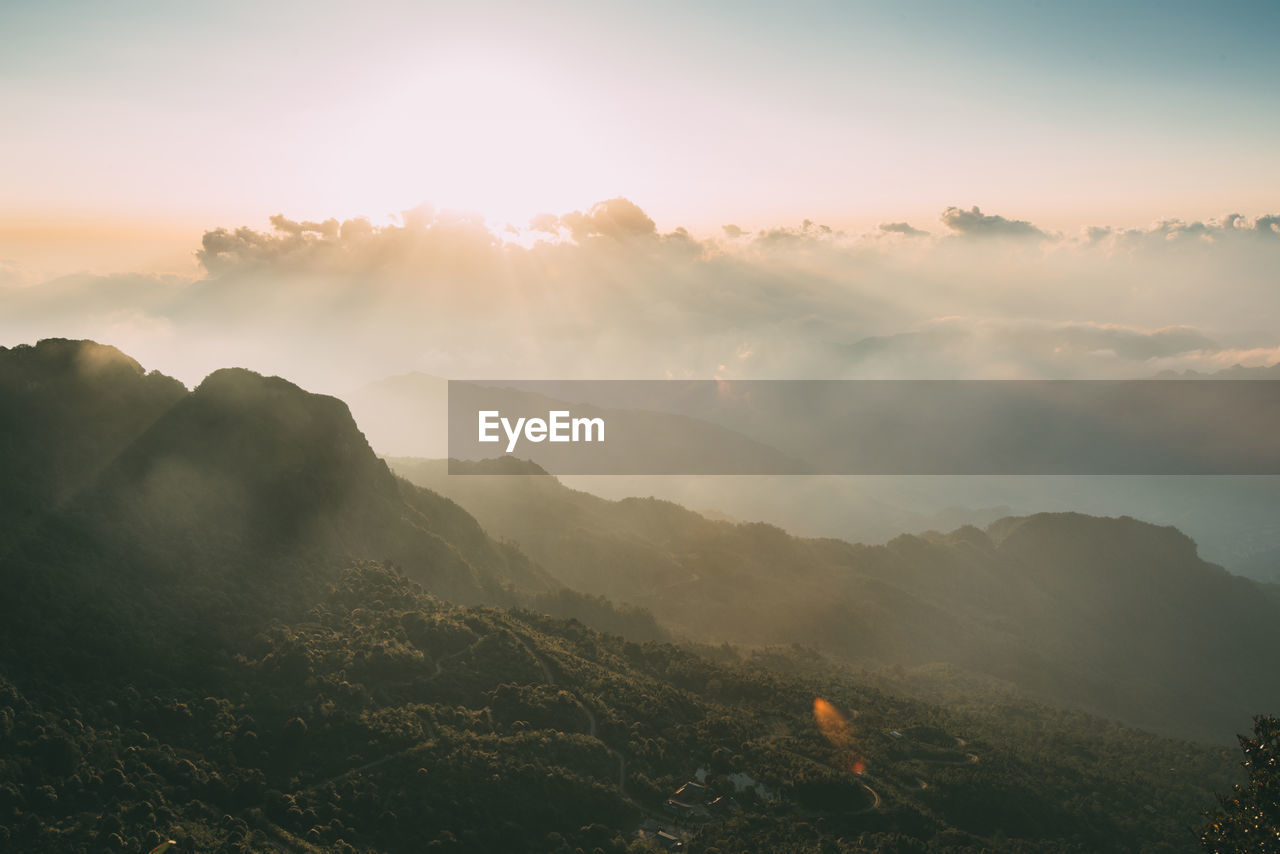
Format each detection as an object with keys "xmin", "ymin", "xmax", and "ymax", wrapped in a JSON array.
[
  {"xmin": 813, "ymin": 697, "xmax": 850, "ymax": 748},
  {"xmin": 813, "ymin": 697, "xmax": 868, "ymax": 775}
]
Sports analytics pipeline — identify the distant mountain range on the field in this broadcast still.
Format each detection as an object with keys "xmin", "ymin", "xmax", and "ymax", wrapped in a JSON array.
[
  {"xmin": 1155, "ymin": 362, "xmax": 1280, "ymax": 379},
  {"xmin": 345, "ymin": 371, "xmax": 1280, "ymax": 584},
  {"xmin": 396, "ymin": 456, "xmax": 1280, "ymax": 742}
]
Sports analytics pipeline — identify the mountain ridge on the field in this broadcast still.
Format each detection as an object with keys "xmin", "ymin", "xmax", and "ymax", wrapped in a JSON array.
[
  {"xmin": 0, "ymin": 338, "xmax": 1260, "ymax": 851},
  {"xmin": 395, "ymin": 457, "xmax": 1280, "ymax": 742}
]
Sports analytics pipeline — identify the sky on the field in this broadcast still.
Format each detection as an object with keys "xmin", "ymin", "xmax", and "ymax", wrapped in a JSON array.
[
  {"xmin": 2, "ymin": 0, "xmax": 1278, "ymax": 277},
  {"xmin": 0, "ymin": 0, "xmax": 1278, "ymax": 397}
]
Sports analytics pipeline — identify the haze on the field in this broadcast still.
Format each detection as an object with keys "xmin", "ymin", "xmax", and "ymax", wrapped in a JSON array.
[{"xmin": 5, "ymin": 3, "xmax": 1280, "ymax": 850}]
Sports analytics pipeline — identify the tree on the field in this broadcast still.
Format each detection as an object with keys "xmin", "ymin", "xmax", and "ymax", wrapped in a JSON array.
[{"xmin": 1201, "ymin": 715, "xmax": 1280, "ymax": 852}]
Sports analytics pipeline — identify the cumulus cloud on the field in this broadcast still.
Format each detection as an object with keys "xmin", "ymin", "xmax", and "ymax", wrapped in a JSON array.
[
  {"xmin": 941, "ymin": 205, "xmax": 1051, "ymax": 240},
  {"xmin": 748, "ymin": 218, "xmax": 839, "ymax": 249},
  {"xmin": 195, "ymin": 205, "xmax": 500, "ymax": 275},
  {"xmin": 559, "ymin": 197, "xmax": 656, "ymax": 241},
  {"xmin": 722, "ymin": 224, "xmax": 748, "ymax": 239},
  {"xmin": 1255, "ymin": 214, "xmax": 1280, "ymax": 235},
  {"xmin": 1083, "ymin": 212, "xmax": 1280, "ymax": 251}
]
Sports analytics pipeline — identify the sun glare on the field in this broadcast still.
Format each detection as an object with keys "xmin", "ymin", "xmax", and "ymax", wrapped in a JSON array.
[{"xmin": 313, "ymin": 50, "xmax": 625, "ymax": 229}]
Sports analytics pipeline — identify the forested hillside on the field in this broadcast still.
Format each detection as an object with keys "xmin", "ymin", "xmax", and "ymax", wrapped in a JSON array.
[
  {"xmin": 0, "ymin": 557, "xmax": 1239, "ymax": 852},
  {"xmin": 0, "ymin": 340, "xmax": 1258, "ymax": 851},
  {"xmin": 396, "ymin": 458, "xmax": 1280, "ymax": 742}
]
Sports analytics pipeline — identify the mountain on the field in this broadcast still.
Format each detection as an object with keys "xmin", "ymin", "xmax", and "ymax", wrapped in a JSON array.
[
  {"xmin": 0, "ymin": 338, "xmax": 186, "ymax": 530},
  {"xmin": 1154, "ymin": 362, "xmax": 1280, "ymax": 379},
  {"xmin": 395, "ymin": 458, "xmax": 1280, "ymax": 743},
  {"xmin": 0, "ymin": 340, "xmax": 667, "ymax": 645},
  {"xmin": 1, "ymin": 348, "xmax": 540, "ymax": 603},
  {"xmin": 345, "ymin": 373, "xmax": 1280, "ymax": 583},
  {"xmin": 0, "ymin": 339, "xmax": 1258, "ymax": 851},
  {"xmin": 81, "ymin": 366, "xmax": 559, "ymax": 602}
]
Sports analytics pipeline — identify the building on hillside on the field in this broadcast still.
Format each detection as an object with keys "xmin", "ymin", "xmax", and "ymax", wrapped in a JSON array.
[
  {"xmin": 671, "ymin": 781, "xmax": 707, "ymax": 803},
  {"xmin": 707, "ymin": 795, "xmax": 740, "ymax": 815},
  {"xmin": 665, "ymin": 780, "xmax": 711, "ymax": 820},
  {"xmin": 655, "ymin": 829, "xmax": 684, "ymax": 850},
  {"xmin": 636, "ymin": 822, "xmax": 685, "ymax": 851}
]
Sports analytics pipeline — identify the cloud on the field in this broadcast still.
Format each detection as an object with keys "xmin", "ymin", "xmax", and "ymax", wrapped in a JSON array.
[
  {"xmin": 941, "ymin": 205, "xmax": 1051, "ymax": 240},
  {"xmin": 196, "ymin": 226, "xmax": 285, "ymax": 273},
  {"xmin": 1255, "ymin": 214, "xmax": 1280, "ymax": 236},
  {"xmin": 722, "ymin": 224, "xmax": 748, "ymax": 239},
  {"xmin": 559, "ymin": 197, "xmax": 656, "ymax": 242},
  {"xmin": 400, "ymin": 203, "xmax": 435, "ymax": 231},
  {"xmin": 529, "ymin": 213, "xmax": 561, "ymax": 234},
  {"xmin": 748, "ymin": 218, "xmax": 839, "ymax": 249},
  {"xmin": 195, "ymin": 206, "xmax": 501, "ymax": 275},
  {"xmin": 268, "ymin": 214, "xmax": 339, "ymax": 238},
  {"xmin": 6, "ymin": 198, "xmax": 1280, "ymax": 391},
  {"xmin": 878, "ymin": 222, "xmax": 929, "ymax": 237},
  {"xmin": 1084, "ymin": 212, "xmax": 1280, "ymax": 250}
]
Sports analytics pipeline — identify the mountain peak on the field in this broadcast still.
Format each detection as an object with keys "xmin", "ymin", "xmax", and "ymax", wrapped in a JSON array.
[
  {"xmin": 0, "ymin": 337, "xmax": 147, "ymax": 379},
  {"xmin": 0, "ymin": 339, "xmax": 187, "ymax": 509},
  {"xmin": 987, "ymin": 511, "xmax": 1199, "ymax": 558}
]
